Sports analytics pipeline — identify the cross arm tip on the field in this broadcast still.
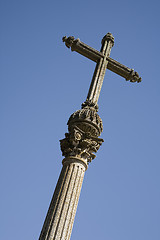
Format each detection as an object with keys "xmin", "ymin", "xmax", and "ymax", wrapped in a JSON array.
[
  {"xmin": 126, "ymin": 69, "xmax": 142, "ymax": 83},
  {"xmin": 62, "ymin": 35, "xmax": 80, "ymax": 49},
  {"xmin": 102, "ymin": 32, "xmax": 114, "ymax": 46}
]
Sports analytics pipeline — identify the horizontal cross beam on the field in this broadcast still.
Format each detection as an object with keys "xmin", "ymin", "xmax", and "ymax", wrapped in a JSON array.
[{"xmin": 63, "ymin": 36, "xmax": 141, "ymax": 83}]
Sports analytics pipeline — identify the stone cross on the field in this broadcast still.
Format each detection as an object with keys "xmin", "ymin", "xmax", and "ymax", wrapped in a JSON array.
[
  {"xmin": 38, "ymin": 33, "xmax": 141, "ymax": 240},
  {"xmin": 63, "ymin": 33, "xmax": 141, "ymax": 109}
]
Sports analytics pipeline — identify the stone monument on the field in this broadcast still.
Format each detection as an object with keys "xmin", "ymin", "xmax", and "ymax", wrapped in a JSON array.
[{"xmin": 38, "ymin": 33, "xmax": 141, "ymax": 240}]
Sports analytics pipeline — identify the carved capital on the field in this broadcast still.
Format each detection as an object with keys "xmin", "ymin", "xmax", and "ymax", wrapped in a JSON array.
[
  {"xmin": 60, "ymin": 106, "xmax": 104, "ymax": 164},
  {"xmin": 60, "ymin": 126, "xmax": 103, "ymax": 163}
]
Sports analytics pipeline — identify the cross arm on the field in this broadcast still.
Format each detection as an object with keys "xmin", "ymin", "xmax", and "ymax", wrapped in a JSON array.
[
  {"xmin": 62, "ymin": 36, "xmax": 103, "ymax": 62},
  {"xmin": 107, "ymin": 57, "xmax": 141, "ymax": 83},
  {"xmin": 62, "ymin": 36, "xmax": 142, "ymax": 83}
]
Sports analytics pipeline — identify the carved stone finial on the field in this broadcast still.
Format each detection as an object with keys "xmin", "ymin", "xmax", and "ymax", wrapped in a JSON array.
[
  {"xmin": 62, "ymin": 36, "xmax": 81, "ymax": 51},
  {"xmin": 126, "ymin": 69, "xmax": 142, "ymax": 83},
  {"xmin": 102, "ymin": 32, "xmax": 114, "ymax": 46},
  {"xmin": 62, "ymin": 36, "xmax": 75, "ymax": 48}
]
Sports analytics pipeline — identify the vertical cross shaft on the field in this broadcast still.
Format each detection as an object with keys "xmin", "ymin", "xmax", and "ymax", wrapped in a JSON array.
[{"xmin": 87, "ymin": 33, "xmax": 114, "ymax": 104}]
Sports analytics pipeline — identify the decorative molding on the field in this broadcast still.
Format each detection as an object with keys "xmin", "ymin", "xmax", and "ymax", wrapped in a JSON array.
[
  {"xmin": 62, "ymin": 157, "xmax": 88, "ymax": 171},
  {"xmin": 125, "ymin": 69, "xmax": 142, "ymax": 83},
  {"xmin": 68, "ymin": 107, "xmax": 103, "ymax": 136},
  {"xmin": 60, "ymin": 126, "xmax": 104, "ymax": 163},
  {"xmin": 60, "ymin": 100, "xmax": 104, "ymax": 163},
  {"xmin": 81, "ymin": 99, "xmax": 99, "ymax": 112},
  {"xmin": 62, "ymin": 36, "xmax": 75, "ymax": 48},
  {"xmin": 101, "ymin": 32, "xmax": 114, "ymax": 46}
]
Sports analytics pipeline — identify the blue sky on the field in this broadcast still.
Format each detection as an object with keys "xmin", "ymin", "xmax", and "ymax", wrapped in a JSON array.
[{"xmin": 1, "ymin": 1, "xmax": 160, "ymax": 240}]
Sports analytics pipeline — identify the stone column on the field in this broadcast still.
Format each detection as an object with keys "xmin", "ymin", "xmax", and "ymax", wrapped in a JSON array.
[
  {"xmin": 39, "ymin": 103, "xmax": 103, "ymax": 240},
  {"xmin": 39, "ymin": 157, "xmax": 87, "ymax": 240}
]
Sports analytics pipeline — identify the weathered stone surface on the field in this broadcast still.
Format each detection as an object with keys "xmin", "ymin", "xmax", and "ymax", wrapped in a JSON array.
[
  {"xmin": 39, "ymin": 33, "xmax": 141, "ymax": 240},
  {"xmin": 39, "ymin": 157, "xmax": 86, "ymax": 240},
  {"xmin": 60, "ymin": 104, "xmax": 104, "ymax": 163},
  {"xmin": 63, "ymin": 34, "xmax": 142, "ymax": 84}
]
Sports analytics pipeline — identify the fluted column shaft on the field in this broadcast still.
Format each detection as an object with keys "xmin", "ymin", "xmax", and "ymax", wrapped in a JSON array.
[{"xmin": 39, "ymin": 157, "xmax": 87, "ymax": 240}]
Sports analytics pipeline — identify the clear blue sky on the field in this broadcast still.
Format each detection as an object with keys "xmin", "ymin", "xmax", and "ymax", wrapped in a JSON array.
[{"xmin": 1, "ymin": 1, "xmax": 160, "ymax": 240}]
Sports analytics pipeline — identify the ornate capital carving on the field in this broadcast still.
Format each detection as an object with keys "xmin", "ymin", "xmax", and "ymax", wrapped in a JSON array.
[
  {"xmin": 60, "ymin": 106, "xmax": 103, "ymax": 164},
  {"xmin": 60, "ymin": 126, "xmax": 103, "ymax": 163}
]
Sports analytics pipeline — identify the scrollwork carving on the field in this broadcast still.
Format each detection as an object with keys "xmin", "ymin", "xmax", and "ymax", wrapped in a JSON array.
[{"xmin": 60, "ymin": 126, "xmax": 104, "ymax": 163}]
